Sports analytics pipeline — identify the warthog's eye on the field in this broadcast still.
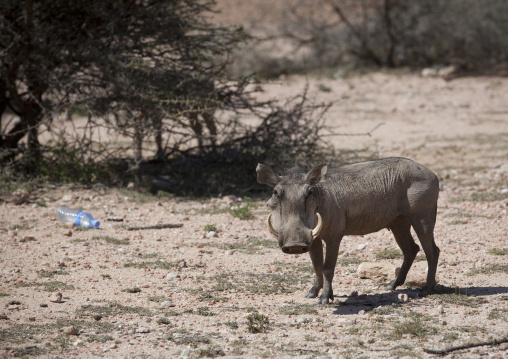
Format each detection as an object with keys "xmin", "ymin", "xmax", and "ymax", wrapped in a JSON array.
[
  {"xmin": 305, "ymin": 186, "xmax": 314, "ymax": 197},
  {"xmin": 273, "ymin": 189, "xmax": 278, "ymax": 197}
]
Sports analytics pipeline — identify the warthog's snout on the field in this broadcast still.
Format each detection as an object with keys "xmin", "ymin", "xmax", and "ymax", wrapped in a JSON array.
[{"xmin": 282, "ymin": 244, "xmax": 309, "ymax": 254}]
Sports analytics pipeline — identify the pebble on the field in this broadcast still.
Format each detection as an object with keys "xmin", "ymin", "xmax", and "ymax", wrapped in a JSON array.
[
  {"xmin": 0, "ymin": 313, "xmax": 8, "ymax": 320},
  {"xmin": 499, "ymin": 343, "xmax": 508, "ymax": 351},
  {"xmin": 181, "ymin": 346, "xmax": 192, "ymax": 359},
  {"xmin": 166, "ymin": 272, "xmax": 180, "ymax": 281},
  {"xmin": 49, "ymin": 292, "xmax": 63, "ymax": 303},
  {"xmin": 63, "ymin": 326, "xmax": 79, "ymax": 335},
  {"xmin": 274, "ymin": 343, "xmax": 283, "ymax": 350},
  {"xmin": 357, "ymin": 243, "xmax": 367, "ymax": 251},
  {"xmin": 73, "ymin": 340, "xmax": 83, "ymax": 346},
  {"xmin": 136, "ymin": 327, "xmax": 150, "ymax": 333},
  {"xmin": 206, "ymin": 231, "xmax": 218, "ymax": 239}
]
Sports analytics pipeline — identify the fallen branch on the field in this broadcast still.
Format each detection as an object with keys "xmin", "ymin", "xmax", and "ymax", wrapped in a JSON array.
[
  {"xmin": 423, "ymin": 337, "xmax": 508, "ymax": 355},
  {"xmin": 127, "ymin": 223, "xmax": 183, "ymax": 231}
]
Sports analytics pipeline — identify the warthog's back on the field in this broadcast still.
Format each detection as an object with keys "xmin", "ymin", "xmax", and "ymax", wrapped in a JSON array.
[{"xmin": 321, "ymin": 157, "xmax": 439, "ymax": 235}]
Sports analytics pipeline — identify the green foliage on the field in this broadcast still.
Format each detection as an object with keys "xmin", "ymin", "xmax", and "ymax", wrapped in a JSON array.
[
  {"xmin": 196, "ymin": 345, "xmax": 225, "ymax": 357},
  {"xmin": 92, "ymin": 236, "xmax": 130, "ymax": 245},
  {"xmin": 225, "ymin": 321, "xmax": 239, "ymax": 329},
  {"xmin": 246, "ymin": 312, "xmax": 269, "ymax": 333},
  {"xmin": 157, "ymin": 317, "xmax": 172, "ymax": 325},
  {"xmin": 387, "ymin": 312, "xmax": 437, "ymax": 340},
  {"xmin": 229, "ymin": 197, "xmax": 254, "ymax": 219},
  {"xmin": 376, "ymin": 248, "xmax": 403, "ymax": 260},
  {"xmin": 488, "ymin": 248, "xmax": 508, "ymax": 255},
  {"xmin": 122, "ymin": 287, "xmax": 141, "ymax": 293},
  {"xmin": 204, "ymin": 224, "xmax": 218, "ymax": 232}
]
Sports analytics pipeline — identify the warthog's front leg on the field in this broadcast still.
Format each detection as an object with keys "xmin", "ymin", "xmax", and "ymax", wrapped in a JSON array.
[
  {"xmin": 305, "ymin": 238, "xmax": 323, "ymax": 298},
  {"xmin": 317, "ymin": 238, "xmax": 341, "ymax": 305}
]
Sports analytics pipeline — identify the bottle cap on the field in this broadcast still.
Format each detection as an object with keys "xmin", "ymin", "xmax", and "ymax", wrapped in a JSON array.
[{"xmin": 91, "ymin": 220, "xmax": 100, "ymax": 228}]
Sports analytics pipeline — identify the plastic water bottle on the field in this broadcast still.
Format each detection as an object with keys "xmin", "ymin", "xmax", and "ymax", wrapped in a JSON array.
[{"xmin": 56, "ymin": 206, "xmax": 100, "ymax": 228}]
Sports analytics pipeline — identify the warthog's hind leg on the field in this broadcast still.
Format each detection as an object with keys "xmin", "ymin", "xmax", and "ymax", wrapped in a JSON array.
[
  {"xmin": 410, "ymin": 211, "xmax": 440, "ymax": 292},
  {"xmin": 386, "ymin": 216, "xmax": 420, "ymax": 291}
]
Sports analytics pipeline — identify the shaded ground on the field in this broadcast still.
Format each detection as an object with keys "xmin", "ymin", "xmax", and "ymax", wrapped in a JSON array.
[{"xmin": 1, "ymin": 72, "xmax": 507, "ymax": 358}]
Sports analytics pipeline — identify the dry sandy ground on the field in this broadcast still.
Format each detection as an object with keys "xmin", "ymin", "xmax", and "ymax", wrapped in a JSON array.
[{"xmin": 1, "ymin": 72, "xmax": 508, "ymax": 359}]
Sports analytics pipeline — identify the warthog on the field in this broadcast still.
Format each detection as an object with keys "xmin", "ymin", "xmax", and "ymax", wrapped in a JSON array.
[{"xmin": 256, "ymin": 157, "xmax": 440, "ymax": 304}]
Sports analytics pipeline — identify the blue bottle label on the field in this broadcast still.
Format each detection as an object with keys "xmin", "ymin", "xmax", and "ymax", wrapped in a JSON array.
[{"xmin": 75, "ymin": 211, "xmax": 85, "ymax": 226}]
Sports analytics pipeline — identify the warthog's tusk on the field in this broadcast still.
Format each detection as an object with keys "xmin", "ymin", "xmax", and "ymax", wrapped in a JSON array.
[
  {"xmin": 312, "ymin": 213, "xmax": 323, "ymax": 239},
  {"xmin": 266, "ymin": 213, "xmax": 278, "ymax": 238}
]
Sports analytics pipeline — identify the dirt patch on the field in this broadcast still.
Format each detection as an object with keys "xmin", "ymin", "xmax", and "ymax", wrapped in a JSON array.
[{"xmin": 1, "ymin": 73, "xmax": 507, "ymax": 358}]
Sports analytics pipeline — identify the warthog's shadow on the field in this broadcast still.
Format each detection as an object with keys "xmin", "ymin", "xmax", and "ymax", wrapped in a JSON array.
[{"xmin": 331, "ymin": 285, "xmax": 508, "ymax": 316}]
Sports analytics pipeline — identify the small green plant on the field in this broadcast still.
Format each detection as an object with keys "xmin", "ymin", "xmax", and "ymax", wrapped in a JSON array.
[
  {"xmin": 225, "ymin": 321, "xmax": 238, "ymax": 329},
  {"xmin": 0, "ymin": 292, "xmax": 9, "ymax": 297},
  {"xmin": 100, "ymin": 274, "xmax": 112, "ymax": 279},
  {"xmin": 247, "ymin": 312, "xmax": 269, "ymax": 333},
  {"xmin": 229, "ymin": 197, "xmax": 254, "ymax": 220},
  {"xmin": 92, "ymin": 235, "xmax": 129, "ymax": 245},
  {"xmin": 376, "ymin": 248, "xmax": 403, "ymax": 260},
  {"xmin": 122, "ymin": 287, "xmax": 141, "ymax": 293},
  {"xmin": 35, "ymin": 200, "xmax": 47, "ymax": 207},
  {"xmin": 204, "ymin": 224, "xmax": 217, "ymax": 232},
  {"xmin": 388, "ymin": 312, "xmax": 437, "ymax": 340},
  {"xmin": 157, "ymin": 317, "xmax": 172, "ymax": 325},
  {"xmin": 468, "ymin": 263, "xmax": 508, "ymax": 276},
  {"xmin": 196, "ymin": 345, "xmax": 225, "ymax": 358},
  {"xmin": 87, "ymin": 334, "xmax": 114, "ymax": 343},
  {"xmin": 38, "ymin": 269, "xmax": 69, "ymax": 278},
  {"xmin": 488, "ymin": 248, "xmax": 508, "ymax": 255},
  {"xmin": 197, "ymin": 307, "xmax": 215, "ymax": 316}
]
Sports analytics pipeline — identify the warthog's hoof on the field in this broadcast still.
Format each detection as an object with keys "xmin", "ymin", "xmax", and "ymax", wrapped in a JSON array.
[
  {"xmin": 385, "ymin": 280, "xmax": 398, "ymax": 291},
  {"xmin": 305, "ymin": 286, "xmax": 320, "ymax": 299}
]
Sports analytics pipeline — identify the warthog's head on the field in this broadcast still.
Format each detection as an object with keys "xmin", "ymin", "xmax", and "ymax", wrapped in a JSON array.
[{"xmin": 256, "ymin": 163, "xmax": 327, "ymax": 254}]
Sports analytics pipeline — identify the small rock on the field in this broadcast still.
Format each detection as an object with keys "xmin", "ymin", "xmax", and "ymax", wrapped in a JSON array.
[
  {"xmin": 206, "ymin": 231, "xmax": 218, "ymax": 239},
  {"xmin": 438, "ymin": 65, "xmax": 459, "ymax": 80},
  {"xmin": 49, "ymin": 292, "xmax": 63, "ymax": 303},
  {"xmin": 356, "ymin": 243, "xmax": 367, "ymax": 251},
  {"xmin": 161, "ymin": 301, "xmax": 176, "ymax": 308},
  {"xmin": 10, "ymin": 190, "xmax": 30, "ymax": 205},
  {"xmin": 93, "ymin": 315, "xmax": 102, "ymax": 321},
  {"xmin": 136, "ymin": 327, "xmax": 150, "ymax": 333},
  {"xmin": 181, "ymin": 345, "xmax": 192, "ymax": 359},
  {"xmin": 274, "ymin": 343, "xmax": 283, "ymax": 350},
  {"xmin": 28, "ymin": 317, "xmax": 36, "ymax": 321},
  {"xmin": 23, "ymin": 236, "xmax": 36, "ymax": 242},
  {"xmin": 440, "ymin": 320, "xmax": 447, "ymax": 325},
  {"xmin": 358, "ymin": 310, "xmax": 366, "ymax": 315},
  {"xmin": 398, "ymin": 293, "xmax": 409, "ymax": 302},
  {"xmin": 405, "ymin": 272, "xmax": 433, "ymax": 288},
  {"xmin": 421, "ymin": 68, "xmax": 438, "ymax": 78},
  {"xmin": 499, "ymin": 342, "xmax": 508, "ymax": 351},
  {"xmin": 437, "ymin": 305, "xmax": 444, "ymax": 314},
  {"xmin": 166, "ymin": 272, "xmax": 180, "ymax": 281},
  {"xmin": 63, "ymin": 230, "xmax": 73, "ymax": 237},
  {"xmin": 357, "ymin": 262, "xmax": 400, "ymax": 281},
  {"xmin": 73, "ymin": 339, "xmax": 84, "ymax": 346},
  {"xmin": 63, "ymin": 326, "xmax": 79, "ymax": 335},
  {"xmin": 0, "ymin": 313, "xmax": 8, "ymax": 320},
  {"xmin": 109, "ymin": 342, "xmax": 117, "ymax": 349}
]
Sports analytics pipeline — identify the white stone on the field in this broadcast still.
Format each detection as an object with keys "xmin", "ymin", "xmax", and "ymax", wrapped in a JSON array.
[
  {"xmin": 357, "ymin": 243, "xmax": 367, "ymax": 251},
  {"xmin": 357, "ymin": 262, "xmax": 400, "ymax": 281},
  {"xmin": 206, "ymin": 231, "xmax": 218, "ymax": 239}
]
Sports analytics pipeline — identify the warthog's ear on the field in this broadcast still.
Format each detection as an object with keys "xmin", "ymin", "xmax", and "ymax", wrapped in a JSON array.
[
  {"xmin": 305, "ymin": 164, "xmax": 327, "ymax": 185},
  {"xmin": 256, "ymin": 164, "xmax": 281, "ymax": 188}
]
